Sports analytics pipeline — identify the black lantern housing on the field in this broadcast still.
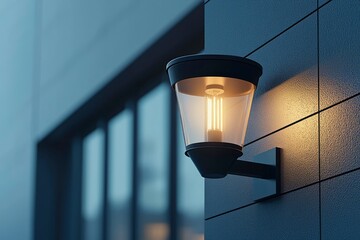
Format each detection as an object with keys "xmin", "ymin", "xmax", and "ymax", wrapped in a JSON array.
[
  {"xmin": 167, "ymin": 54, "xmax": 279, "ymax": 189},
  {"xmin": 167, "ymin": 54, "xmax": 263, "ymax": 178}
]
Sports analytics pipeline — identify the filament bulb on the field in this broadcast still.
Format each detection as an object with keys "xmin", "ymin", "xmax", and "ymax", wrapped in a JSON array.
[{"xmin": 206, "ymin": 85, "xmax": 224, "ymax": 141}]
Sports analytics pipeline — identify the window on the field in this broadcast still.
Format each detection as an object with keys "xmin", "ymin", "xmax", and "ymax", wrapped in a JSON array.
[
  {"xmin": 177, "ymin": 120, "xmax": 204, "ymax": 240},
  {"xmin": 82, "ymin": 129, "xmax": 105, "ymax": 240},
  {"xmin": 36, "ymin": 79, "xmax": 204, "ymax": 240},
  {"xmin": 137, "ymin": 83, "xmax": 170, "ymax": 240},
  {"xmin": 76, "ymin": 82, "xmax": 205, "ymax": 240},
  {"xmin": 108, "ymin": 110, "xmax": 133, "ymax": 240},
  {"xmin": 33, "ymin": 10, "xmax": 204, "ymax": 239}
]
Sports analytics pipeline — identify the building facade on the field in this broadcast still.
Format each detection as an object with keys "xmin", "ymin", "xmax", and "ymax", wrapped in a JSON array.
[{"xmin": 0, "ymin": 0, "xmax": 359, "ymax": 239}]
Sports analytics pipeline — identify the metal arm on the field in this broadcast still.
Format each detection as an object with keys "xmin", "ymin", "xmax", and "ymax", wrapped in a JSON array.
[
  {"xmin": 228, "ymin": 148, "xmax": 281, "ymax": 201},
  {"xmin": 228, "ymin": 160, "xmax": 277, "ymax": 179}
]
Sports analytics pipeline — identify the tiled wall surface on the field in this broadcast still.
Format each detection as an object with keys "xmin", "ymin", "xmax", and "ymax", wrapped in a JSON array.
[
  {"xmin": 0, "ymin": 0, "xmax": 200, "ymax": 239},
  {"xmin": 204, "ymin": 0, "xmax": 360, "ymax": 239}
]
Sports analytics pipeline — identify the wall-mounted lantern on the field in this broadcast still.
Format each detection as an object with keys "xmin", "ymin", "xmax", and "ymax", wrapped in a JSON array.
[{"xmin": 166, "ymin": 54, "xmax": 280, "ymax": 196}]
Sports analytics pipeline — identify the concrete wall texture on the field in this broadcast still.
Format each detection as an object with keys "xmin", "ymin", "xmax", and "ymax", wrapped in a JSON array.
[
  {"xmin": 204, "ymin": 0, "xmax": 360, "ymax": 239},
  {"xmin": 0, "ymin": 0, "xmax": 199, "ymax": 239}
]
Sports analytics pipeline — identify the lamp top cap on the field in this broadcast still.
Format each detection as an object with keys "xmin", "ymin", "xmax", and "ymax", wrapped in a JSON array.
[
  {"xmin": 166, "ymin": 54, "xmax": 263, "ymax": 87},
  {"xmin": 166, "ymin": 54, "xmax": 262, "ymax": 71}
]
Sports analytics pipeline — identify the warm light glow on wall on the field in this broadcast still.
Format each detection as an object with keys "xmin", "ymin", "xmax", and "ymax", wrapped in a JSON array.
[{"xmin": 247, "ymin": 69, "xmax": 318, "ymax": 144}]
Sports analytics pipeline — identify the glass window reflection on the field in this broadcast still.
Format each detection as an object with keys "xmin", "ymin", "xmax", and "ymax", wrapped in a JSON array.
[
  {"xmin": 108, "ymin": 109, "xmax": 133, "ymax": 240},
  {"xmin": 177, "ymin": 118, "xmax": 204, "ymax": 240},
  {"xmin": 82, "ymin": 129, "xmax": 105, "ymax": 240},
  {"xmin": 137, "ymin": 83, "xmax": 169, "ymax": 240}
]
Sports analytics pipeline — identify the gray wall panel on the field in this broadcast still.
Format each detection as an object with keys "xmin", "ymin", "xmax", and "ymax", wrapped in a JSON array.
[
  {"xmin": 320, "ymin": 95, "xmax": 360, "ymax": 179},
  {"xmin": 319, "ymin": 0, "xmax": 360, "ymax": 109},
  {"xmin": 319, "ymin": 0, "xmax": 332, "ymax": 6},
  {"xmin": 206, "ymin": 115, "xmax": 318, "ymax": 218},
  {"xmin": 205, "ymin": 0, "xmax": 359, "ymax": 239},
  {"xmin": 322, "ymin": 170, "xmax": 360, "ymax": 240},
  {"xmin": 206, "ymin": 185, "xmax": 319, "ymax": 240},
  {"xmin": 246, "ymin": 14, "xmax": 317, "ymax": 143},
  {"xmin": 205, "ymin": 0, "xmax": 316, "ymax": 56}
]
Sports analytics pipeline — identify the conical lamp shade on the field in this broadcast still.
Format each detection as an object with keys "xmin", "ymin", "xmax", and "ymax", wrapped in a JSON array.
[{"xmin": 166, "ymin": 54, "xmax": 262, "ymax": 178}]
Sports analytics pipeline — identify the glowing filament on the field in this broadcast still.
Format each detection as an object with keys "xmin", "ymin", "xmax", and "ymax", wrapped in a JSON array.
[{"xmin": 206, "ymin": 95, "xmax": 223, "ymax": 131}]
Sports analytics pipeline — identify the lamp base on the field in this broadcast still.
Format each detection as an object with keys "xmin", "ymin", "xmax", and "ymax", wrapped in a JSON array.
[{"xmin": 185, "ymin": 142, "xmax": 243, "ymax": 178}]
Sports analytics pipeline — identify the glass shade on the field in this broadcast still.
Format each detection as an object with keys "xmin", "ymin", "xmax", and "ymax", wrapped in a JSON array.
[
  {"xmin": 175, "ymin": 76, "xmax": 255, "ymax": 147},
  {"xmin": 167, "ymin": 54, "xmax": 262, "ymax": 178}
]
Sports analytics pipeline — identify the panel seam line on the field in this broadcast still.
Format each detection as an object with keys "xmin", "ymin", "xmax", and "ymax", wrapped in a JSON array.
[
  {"xmin": 244, "ymin": 91, "xmax": 360, "ymax": 147},
  {"xmin": 244, "ymin": 0, "xmax": 333, "ymax": 58},
  {"xmin": 205, "ymin": 166, "xmax": 360, "ymax": 221},
  {"xmin": 317, "ymin": 0, "xmax": 322, "ymax": 239}
]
